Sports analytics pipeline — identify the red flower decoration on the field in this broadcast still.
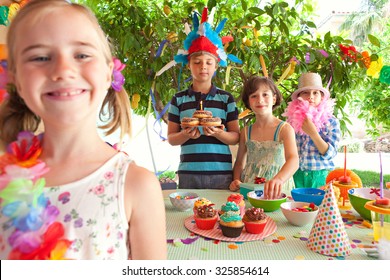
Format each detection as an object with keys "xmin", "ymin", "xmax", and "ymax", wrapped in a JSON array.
[
  {"xmin": 339, "ymin": 44, "xmax": 358, "ymax": 62},
  {"xmin": 6, "ymin": 131, "xmax": 42, "ymax": 168}
]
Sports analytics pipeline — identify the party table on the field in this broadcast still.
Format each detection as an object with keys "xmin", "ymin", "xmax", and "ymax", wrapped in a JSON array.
[{"xmin": 163, "ymin": 189, "xmax": 376, "ymax": 260}]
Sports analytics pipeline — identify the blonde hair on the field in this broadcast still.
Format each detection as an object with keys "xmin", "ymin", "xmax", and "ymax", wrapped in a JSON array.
[{"xmin": 0, "ymin": 0, "xmax": 131, "ymax": 145}]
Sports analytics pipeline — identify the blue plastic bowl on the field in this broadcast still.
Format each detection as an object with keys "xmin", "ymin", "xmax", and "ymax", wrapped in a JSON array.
[{"xmin": 291, "ymin": 188, "xmax": 325, "ymax": 206}]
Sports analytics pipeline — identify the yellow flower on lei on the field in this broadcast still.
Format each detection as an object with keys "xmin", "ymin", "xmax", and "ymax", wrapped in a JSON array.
[{"xmin": 367, "ymin": 57, "xmax": 383, "ymax": 78}]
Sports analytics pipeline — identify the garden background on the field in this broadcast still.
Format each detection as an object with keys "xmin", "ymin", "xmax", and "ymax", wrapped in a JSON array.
[{"xmin": 1, "ymin": 0, "xmax": 389, "ymax": 186}]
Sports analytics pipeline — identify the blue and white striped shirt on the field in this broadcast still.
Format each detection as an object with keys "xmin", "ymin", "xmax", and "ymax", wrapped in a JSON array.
[
  {"xmin": 296, "ymin": 117, "xmax": 341, "ymax": 171},
  {"xmin": 168, "ymin": 85, "xmax": 238, "ymax": 175}
]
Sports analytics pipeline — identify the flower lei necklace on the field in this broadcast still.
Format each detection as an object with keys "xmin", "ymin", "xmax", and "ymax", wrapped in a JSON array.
[{"xmin": 0, "ymin": 131, "xmax": 72, "ymax": 259}]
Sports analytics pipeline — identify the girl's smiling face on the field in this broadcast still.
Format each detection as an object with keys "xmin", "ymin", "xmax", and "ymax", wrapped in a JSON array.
[
  {"xmin": 248, "ymin": 84, "xmax": 276, "ymax": 115},
  {"xmin": 10, "ymin": 6, "xmax": 113, "ymax": 126}
]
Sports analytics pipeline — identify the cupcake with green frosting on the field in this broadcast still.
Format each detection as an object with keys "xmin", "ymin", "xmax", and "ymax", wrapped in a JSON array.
[
  {"xmin": 219, "ymin": 201, "xmax": 240, "ymax": 216},
  {"xmin": 219, "ymin": 211, "xmax": 244, "ymax": 238}
]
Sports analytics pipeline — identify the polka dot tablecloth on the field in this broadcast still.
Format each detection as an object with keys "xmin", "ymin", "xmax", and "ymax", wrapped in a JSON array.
[{"xmin": 164, "ymin": 189, "xmax": 375, "ymax": 260}]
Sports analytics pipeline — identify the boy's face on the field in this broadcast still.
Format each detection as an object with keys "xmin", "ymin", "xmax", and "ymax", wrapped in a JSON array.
[
  {"xmin": 188, "ymin": 53, "xmax": 218, "ymax": 84},
  {"xmin": 298, "ymin": 89, "xmax": 323, "ymax": 107}
]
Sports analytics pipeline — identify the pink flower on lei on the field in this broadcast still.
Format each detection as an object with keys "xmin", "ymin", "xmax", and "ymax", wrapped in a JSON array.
[
  {"xmin": 0, "ymin": 162, "xmax": 49, "ymax": 190},
  {"xmin": 283, "ymin": 97, "xmax": 335, "ymax": 135}
]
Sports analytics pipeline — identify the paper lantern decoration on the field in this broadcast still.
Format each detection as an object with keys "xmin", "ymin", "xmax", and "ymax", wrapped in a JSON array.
[{"xmin": 307, "ymin": 184, "xmax": 352, "ymax": 257}]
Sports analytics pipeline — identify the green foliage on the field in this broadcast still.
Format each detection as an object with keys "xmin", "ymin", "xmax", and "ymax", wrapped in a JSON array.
[
  {"xmin": 79, "ymin": 0, "xmax": 385, "ymax": 136},
  {"xmin": 337, "ymin": 142, "xmax": 364, "ymax": 153},
  {"xmin": 158, "ymin": 170, "xmax": 176, "ymax": 180},
  {"xmin": 352, "ymin": 169, "xmax": 390, "ymax": 188}
]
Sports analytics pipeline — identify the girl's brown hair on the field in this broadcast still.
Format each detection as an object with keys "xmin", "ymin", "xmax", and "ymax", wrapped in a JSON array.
[
  {"xmin": 0, "ymin": 0, "xmax": 131, "ymax": 146},
  {"xmin": 241, "ymin": 75, "xmax": 282, "ymax": 110}
]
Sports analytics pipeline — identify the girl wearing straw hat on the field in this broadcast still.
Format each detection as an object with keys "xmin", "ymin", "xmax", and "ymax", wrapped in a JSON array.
[{"xmin": 283, "ymin": 72, "xmax": 341, "ymax": 188}]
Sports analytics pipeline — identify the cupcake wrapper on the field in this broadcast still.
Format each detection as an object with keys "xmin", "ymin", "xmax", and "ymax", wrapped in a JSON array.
[
  {"xmin": 195, "ymin": 216, "xmax": 218, "ymax": 230},
  {"xmin": 243, "ymin": 220, "xmax": 267, "ymax": 234},
  {"xmin": 219, "ymin": 223, "xmax": 244, "ymax": 238}
]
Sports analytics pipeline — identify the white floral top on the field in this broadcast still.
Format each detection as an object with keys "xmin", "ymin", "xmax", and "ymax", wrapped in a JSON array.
[{"xmin": 0, "ymin": 152, "xmax": 133, "ymax": 260}]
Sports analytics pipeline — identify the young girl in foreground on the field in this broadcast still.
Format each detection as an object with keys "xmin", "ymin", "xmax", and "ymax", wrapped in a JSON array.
[
  {"xmin": 0, "ymin": 0, "xmax": 166, "ymax": 260},
  {"xmin": 229, "ymin": 76, "xmax": 299, "ymax": 199}
]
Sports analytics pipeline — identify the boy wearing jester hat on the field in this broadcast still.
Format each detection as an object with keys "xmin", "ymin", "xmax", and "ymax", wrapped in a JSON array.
[{"xmin": 163, "ymin": 7, "xmax": 242, "ymax": 189}]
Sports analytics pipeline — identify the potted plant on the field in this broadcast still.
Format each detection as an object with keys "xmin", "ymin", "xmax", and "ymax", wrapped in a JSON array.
[{"xmin": 158, "ymin": 170, "xmax": 177, "ymax": 190}]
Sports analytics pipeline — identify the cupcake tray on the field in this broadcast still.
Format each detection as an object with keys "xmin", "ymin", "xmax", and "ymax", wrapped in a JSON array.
[{"xmin": 184, "ymin": 216, "xmax": 277, "ymax": 242}]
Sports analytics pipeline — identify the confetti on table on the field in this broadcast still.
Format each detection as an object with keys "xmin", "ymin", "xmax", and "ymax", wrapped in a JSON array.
[
  {"xmin": 300, "ymin": 237, "xmax": 308, "ymax": 241},
  {"xmin": 264, "ymin": 237, "xmax": 273, "ymax": 245},
  {"xmin": 213, "ymin": 240, "xmax": 220, "ymax": 244},
  {"xmin": 361, "ymin": 220, "xmax": 372, "ymax": 228},
  {"xmin": 272, "ymin": 239, "xmax": 280, "ymax": 243},
  {"xmin": 173, "ymin": 241, "xmax": 184, "ymax": 247},
  {"xmin": 167, "ymin": 236, "xmax": 199, "ymax": 245},
  {"xmin": 294, "ymin": 255, "xmax": 305, "ymax": 260},
  {"xmin": 228, "ymin": 244, "xmax": 239, "ymax": 250},
  {"xmin": 277, "ymin": 236, "xmax": 286, "ymax": 241},
  {"xmin": 352, "ymin": 239, "xmax": 362, "ymax": 243},
  {"xmin": 201, "ymin": 247, "xmax": 208, "ymax": 252}
]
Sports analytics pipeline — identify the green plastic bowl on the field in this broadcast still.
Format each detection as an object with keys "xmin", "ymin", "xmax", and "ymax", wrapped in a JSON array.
[
  {"xmin": 247, "ymin": 190, "xmax": 287, "ymax": 212},
  {"xmin": 348, "ymin": 188, "xmax": 390, "ymax": 221}
]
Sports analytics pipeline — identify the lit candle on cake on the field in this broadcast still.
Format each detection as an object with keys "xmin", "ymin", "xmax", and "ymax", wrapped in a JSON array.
[{"xmin": 200, "ymin": 100, "xmax": 203, "ymax": 110}]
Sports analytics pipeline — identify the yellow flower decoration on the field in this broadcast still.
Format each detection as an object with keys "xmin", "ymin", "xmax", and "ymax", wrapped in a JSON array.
[{"xmin": 367, "ymin": 57, "xmax": 383, "ymax": 78}]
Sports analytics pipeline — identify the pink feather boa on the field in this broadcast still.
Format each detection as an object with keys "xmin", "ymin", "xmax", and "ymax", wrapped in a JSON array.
[{"xmin": 283, "ymin": 98, "xmax": 335, "ymax": 135}]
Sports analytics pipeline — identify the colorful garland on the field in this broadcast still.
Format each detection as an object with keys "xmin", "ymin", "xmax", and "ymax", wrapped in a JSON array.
[
  {"xmin": 0, "ymin": 131, "xmax": 72, "ymax": 260},
  {"xmin": 339, "ymin": 43, "xmax": 390, "ymax": 85}
]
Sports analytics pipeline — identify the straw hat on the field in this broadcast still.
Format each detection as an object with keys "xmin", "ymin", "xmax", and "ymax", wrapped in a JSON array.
[{"xmin": 291, "ymin": 72, "xmax": 330, "ymax": 100}]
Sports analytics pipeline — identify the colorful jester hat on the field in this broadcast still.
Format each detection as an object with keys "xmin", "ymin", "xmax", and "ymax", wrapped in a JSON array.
[{"xmin": 156, "ymin": 7, "xmax": 242, "ymax": 76}]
